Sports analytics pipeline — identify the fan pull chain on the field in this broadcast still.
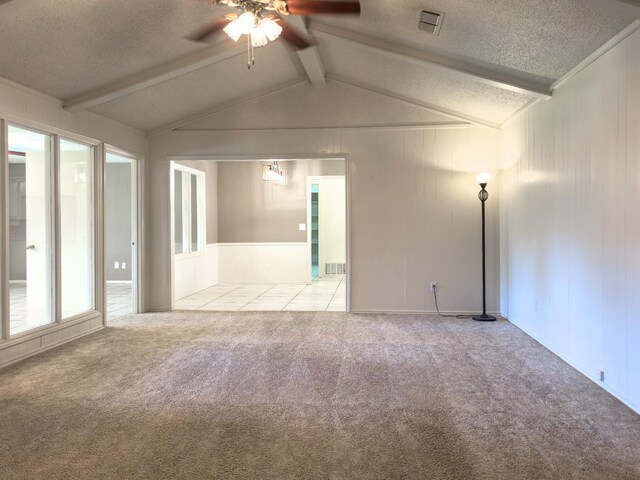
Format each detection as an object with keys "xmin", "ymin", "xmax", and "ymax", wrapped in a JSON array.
[
  {"xmin": 247, "ymin": 33, "xmax": 251, "ymax": 69},
  {"xmin": 251, "ymin": 37, "xmax": 255, "ymax": 67}
]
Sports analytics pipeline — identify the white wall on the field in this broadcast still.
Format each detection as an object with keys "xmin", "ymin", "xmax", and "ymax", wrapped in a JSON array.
[
  {"xmin": 174, "ymin": 243, "xmax": 309, "ymax": 300},
  {"xmin": 316, "ymin": 176, "xmax": 346, "ymax": 276},
  {"xmin": 0, "ymin": 77, "xmax": 146, "ymax": 367},
  {"xmin": 148, "ymin": 125, "xmax": 501, "ymax": 313},
  {"xmin": 500, "ymin": 27, "xmax": 640, "ymax": 413},
  {"xmin": 174, "ymin": 244, "xmax": 219, "ymax": 300},
  {"xmin": 217, "ymin": 243, "xmax": 308, "ymax": 285},
  {"xmin": 0, "ymin": 78, "xmax": 145, "ymax": 155}
]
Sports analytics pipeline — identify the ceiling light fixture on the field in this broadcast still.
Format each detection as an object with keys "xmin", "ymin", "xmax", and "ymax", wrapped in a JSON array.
[
  {"xmin": 187, "ymin": 0, "xmax": 361, "ymax": 69},
  {"xmin": 222, "ymin": 8, "xmax": 283, "ymax": 68},
  {"xmin": 262, "ymin": 161, "xmax": 288, "ymax": 185}
]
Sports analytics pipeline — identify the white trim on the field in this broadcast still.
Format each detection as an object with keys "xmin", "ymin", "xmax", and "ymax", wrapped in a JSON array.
[
  {"xmin": 0, "ymin": 318, "xmax": 104, "ymax": 369},
  {"xmin": 297, "ymin": 46, "xmax": 327, "ymax": 86},
  {"xmin": 284, "ymin": 16, "xmax": 326, "ymax": 86},
  {"xmin": 217, "ymin": 242, "xmax": 308, "ymax": 247},
  {"xmin": 551, "ymin": 20, "xmax": 640, "ymax": 91},
  {"xmin": 0, "ymin": 119, "xmax": 8, "ymax": 342},
  {"xmin": 0, "ymin": 105, "xmax": 144, "ymax": 143},
  {"xmin": 64, "ymin": 42, "xmax": 247, "ymax": 112},
  {"xmin": 310, "ymin": 22, "xmax": 552, "ymax": 99},
  {"xmin": 508, "ymin": 319, "xmax": 640, "ymax": 415},
  {"xmin": 176, "ymin": 122, "xmax": 473, "ymax": 133},
  {"xmin": 327, "ymin": 74, "xmax": 502, "ymax": 131},
  {"xmin": 96, "ymin": 143, "xmax": 106, "ymax": 323},
  {"xmin": 147, "ymin": 78, "xmax": 308, "ymax": 137},
  {"xmin": 168, "ymin": 154, "xmax": 345, "ymax": 162},
  {"xmin": 169, "ymin": 155, "xmax": 352, "ymax": 312},
  {"xmin": 500, "ymin": 98, "xmax": 542, "ymax": 129},
  {"xmin": 0, "ymin": 74, "xmax": 61, "ymax": 103},
  {"xmin": 351, "ymin": 309, "xmax": 502, "ymax": 315},
  {"xmin": 573, "ymin": 0, "xmax": 640, "ymax": 19},
  {"xmin": 501, "ymin": 21, "xmax": 640, "ymax": 130},
  {"xmin": 104, "ymin": 148, "xmax": 142, "ymax": 318}
]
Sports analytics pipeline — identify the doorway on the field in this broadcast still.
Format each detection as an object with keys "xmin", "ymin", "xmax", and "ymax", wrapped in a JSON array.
[
  {"xmin": 105, "ymin": 151, "xmax": 138, "ymax": 322},
  {"xmin": 172, "ymin": 158, "xmax": 348, "ymax": 312}
]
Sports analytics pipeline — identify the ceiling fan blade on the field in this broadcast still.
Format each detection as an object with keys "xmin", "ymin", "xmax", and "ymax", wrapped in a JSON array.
[
  {"xmin": 186, "ymin": 17, "xmax": 231, "ymax": 42},
  {"xmin": 285, "ymin": 0, "xmax": 360, "ymax": 15},
  {"xmin": 279, "ymin": 20, "xmax": 313, "ymax": 50}
]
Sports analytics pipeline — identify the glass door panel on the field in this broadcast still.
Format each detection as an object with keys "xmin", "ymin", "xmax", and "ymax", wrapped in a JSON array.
[
  {"xmin": 60, "ymin": 139, "xmax": 94, "ymax": 318},
  {"xmin": 105, "ymin": 152, "xmax": 137, "ymax": 322},
  {"xmin": 8, "ymin": 125, "xmax": 53, "ymax": 335}
]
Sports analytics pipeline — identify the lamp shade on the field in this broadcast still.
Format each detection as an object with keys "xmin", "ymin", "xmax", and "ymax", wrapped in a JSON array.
[{"xmin": 476, "ymin": 172, "xmax": 491, "ymax": 184}]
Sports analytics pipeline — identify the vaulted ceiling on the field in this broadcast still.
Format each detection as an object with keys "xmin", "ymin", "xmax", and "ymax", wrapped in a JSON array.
[{"xmin": 0, "ymin": 0, "xmax": 636, "ymax": 133}]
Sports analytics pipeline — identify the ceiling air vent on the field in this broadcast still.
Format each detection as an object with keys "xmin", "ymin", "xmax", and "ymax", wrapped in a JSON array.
[{"xmin": 418, "ymin": 10, "xmax": 444, "ymax": 35}]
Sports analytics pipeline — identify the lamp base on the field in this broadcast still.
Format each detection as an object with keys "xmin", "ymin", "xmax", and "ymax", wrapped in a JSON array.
[{"xmin": 472, "ymin": 314, "xmax": 497, "ymax": 322}]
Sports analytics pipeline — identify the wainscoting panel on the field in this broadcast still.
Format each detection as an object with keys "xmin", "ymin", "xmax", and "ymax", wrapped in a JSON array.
[{"xmin": 500, "ymin": 26, "xmax": 640, "ymax": 413}]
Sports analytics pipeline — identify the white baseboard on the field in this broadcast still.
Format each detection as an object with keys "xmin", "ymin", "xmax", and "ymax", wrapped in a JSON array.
[
  {"xmin": 0, "ymin": 316, "xmax": 104, "ymax": 369},
  {"xmin": 350, "ymin": 309, "xmax": 502, "ymax": 316},
  {"xmin": 508, "ymin": 319, "xmax": 640, "ymax": 415}
]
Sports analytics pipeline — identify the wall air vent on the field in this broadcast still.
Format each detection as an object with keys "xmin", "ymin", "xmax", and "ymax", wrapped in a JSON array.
[
  {"xmin": 325, "ymin": 263, "xmax": 346, "ymax": 275},
  {"xmin": 418, "ymin": 10, "xmax": 444, "ymax": 35}
]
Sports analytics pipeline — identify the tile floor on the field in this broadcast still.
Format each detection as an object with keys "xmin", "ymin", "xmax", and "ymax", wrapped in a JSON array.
[
  {"xmin": 8, "ymin": 282, "xmax": 29, "ymax": 334},
  {"xmin": 175, "ymin": 275, "xmax": 346, "ymax": 312},
  {"xmin": 9, "ymin": 282, "xmax": 134, "ymax": 332},
  {"xmin": 106, "ymin": 282, "xmax": 133, "ymax": 322}
]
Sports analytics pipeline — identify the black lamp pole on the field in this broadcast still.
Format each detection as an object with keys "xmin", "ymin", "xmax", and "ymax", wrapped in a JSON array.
[{"xmin": 473, "ymin": 181, "xmax": 496, "ymax": 322}]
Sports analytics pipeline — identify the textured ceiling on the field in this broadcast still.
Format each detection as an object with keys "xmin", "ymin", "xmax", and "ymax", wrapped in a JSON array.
[
  {"xmin": 0, "ymin": 0, "xmax": 635, "ymax": 131},
  {"xmin": 179, "ymin": 79, "xmax": 460, "ymax": 130},
  {"xmin": 90, "ymin": 42, "xmax": 300, "ymax": 131},
  {"xmin": 0, "ymin": 0, "xmax": 229, "ymax": 98},
  {"xmin": 318, "ymin": 37, "xmax": 532, "ymax": 125},
  {"xmin": 319, "ymin": 0, "xmax": 633, "ymax": 82}
]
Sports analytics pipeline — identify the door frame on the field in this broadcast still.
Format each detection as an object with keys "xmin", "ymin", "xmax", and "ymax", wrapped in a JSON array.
[
  {"xmin": 166, "ymin": 154, "xmax": 351, "ymax": 313},
  {"xmin": 104, "ymin": 147, "xmax": 142, "ymax": 320},
  {"xmin": 305, "ymin": 175, "xmax": 347, "ymax": 286}
]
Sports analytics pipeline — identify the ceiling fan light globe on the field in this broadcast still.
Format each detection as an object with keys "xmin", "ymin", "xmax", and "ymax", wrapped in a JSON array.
[
  {"xmin": 223, "ymin": 11, "xmax": 256, "ymax": 41},
  {"xmin": 258, "ymin": 17, "xmax": 282, "ymax": 41},
  {"xmin": 251, "ymin": 29, "xmax": 269, "ymax": 47}
]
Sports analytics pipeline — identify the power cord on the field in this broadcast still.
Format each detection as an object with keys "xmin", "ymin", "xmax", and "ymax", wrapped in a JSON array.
[{"xmin": 432, "ymin": 286, "xmax": 473, "ymax": 319}]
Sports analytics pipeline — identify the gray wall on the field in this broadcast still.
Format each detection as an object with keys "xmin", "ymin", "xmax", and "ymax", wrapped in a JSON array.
[
  {"xmin": 8, "ymin": 163, "xmax": 26, "ymax": 280},
  {"xmin": 147, "ymin": 127, "xmax": 500, "ymax": 314},
  {"xmin": 175, "ymin": 160, "xmax": 218, "ymax": 244},
  {"xmin": 216, "ymin": 159, "xmax": 344, "ymax": 243},
  {"xmin": 105, "ymin": 163, "xmax": 132, "ymax": 281}
]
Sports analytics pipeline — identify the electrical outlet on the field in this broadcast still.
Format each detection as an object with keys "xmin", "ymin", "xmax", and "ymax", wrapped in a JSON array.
[
  {"xmin": 599, "ymin": 370, "xmax": 605, "ymax": 382},
  {"xmin": 121, "ymin": 262, "xmax": 126, "ymax": 269},
  {"xmin": 114, "ymin": 262, "xmax": 120, "ymax": 269},
  {"xmin": 430, "ymin": 282, "xmax": 437, "ymax": 292}
]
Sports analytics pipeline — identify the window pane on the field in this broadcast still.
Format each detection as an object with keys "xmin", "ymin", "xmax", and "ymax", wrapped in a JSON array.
[
  {"xmin": 8, "ymin": 125, "xmax": 53, "ymax": 335},
  {"xmin": 174, "ymin": 170, "xmax": 185, "ymax": 254},
  {"xmin": 60, "ymin": 139, "xmax": 94, "ymax": 318},
  {"xmin": 190, "ymin": 174, "xmax": 199, "ymax": 251}
]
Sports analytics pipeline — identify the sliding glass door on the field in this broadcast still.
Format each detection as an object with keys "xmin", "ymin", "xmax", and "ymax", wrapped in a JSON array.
[
  {"xmin": 59, "ymin": 139, "xmax": 94, "ymax": 319},
  {"xmin": 8, "ymin": 125, "xmax": 54, "ymax": 335},
  {"xmin": 5, "ymin": 126, "xmax": 97, "ymax": 336}
]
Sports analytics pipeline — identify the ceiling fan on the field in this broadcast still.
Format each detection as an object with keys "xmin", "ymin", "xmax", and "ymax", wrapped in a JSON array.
[{"xmin": 188, "ymin": 0, "xmax": 361, "ymax": 68}]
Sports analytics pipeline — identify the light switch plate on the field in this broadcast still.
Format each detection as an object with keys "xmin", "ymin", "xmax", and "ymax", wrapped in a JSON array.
[{"xmin": 299, "ymin": 223, "xmax": 307, "ymax": 231}]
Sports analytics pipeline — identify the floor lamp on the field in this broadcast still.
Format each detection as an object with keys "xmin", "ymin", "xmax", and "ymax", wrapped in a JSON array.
[{"xmin": 473, "ymin": 173, "xmax": 496, "ymax": 322}]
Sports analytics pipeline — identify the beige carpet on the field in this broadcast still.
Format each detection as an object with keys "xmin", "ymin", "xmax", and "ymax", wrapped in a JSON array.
[{"xmin": 0, "ymin": 312, "xmax": 639, "ymax": 479}]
